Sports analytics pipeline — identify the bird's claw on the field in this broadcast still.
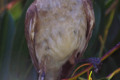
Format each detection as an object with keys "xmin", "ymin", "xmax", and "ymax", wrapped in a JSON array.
[
  {"xmin": 87, "ymin": 57, "xmax": 102, "ymax": 72},
  {"xmin": 77, "ymin": 57, "xmax": 102, "ymax": 73}
]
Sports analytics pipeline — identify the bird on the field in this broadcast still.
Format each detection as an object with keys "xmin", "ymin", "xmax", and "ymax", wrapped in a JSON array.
[{"xmin": 25, "ymin": 0, "xmax": 95, "ymax": 80}]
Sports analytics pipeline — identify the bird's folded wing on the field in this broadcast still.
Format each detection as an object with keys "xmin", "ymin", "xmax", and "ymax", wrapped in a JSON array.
[
  {"xmin": 78, "ymin": 0, "xmax": 95, "ymax": 58},
  {"xmin": 83, "ymin": 0, "xmax": 95, "ymax": 40},
  {"xmin": 25, "ymin": 2, "xmax": 40, "ymax": 72}
]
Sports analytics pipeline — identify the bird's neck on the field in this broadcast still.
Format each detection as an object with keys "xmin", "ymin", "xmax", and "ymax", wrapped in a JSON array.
[{"xmin": 36, "ymin": 0, "xmax": 61, "ymax": 9}]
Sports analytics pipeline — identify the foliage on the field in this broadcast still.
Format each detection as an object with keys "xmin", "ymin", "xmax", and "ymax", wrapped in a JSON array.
[{"xmin": 0, "ymin": 0, "xmax": 120, "ymax": 80}]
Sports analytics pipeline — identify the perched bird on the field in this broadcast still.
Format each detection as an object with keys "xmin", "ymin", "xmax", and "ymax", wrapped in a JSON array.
[{"xmin": 25, "ymin": 0, "xmax": 95, "ymax": 80}]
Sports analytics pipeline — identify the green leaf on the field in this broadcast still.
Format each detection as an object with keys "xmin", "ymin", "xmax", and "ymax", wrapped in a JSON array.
[
  {"xmin": 9, "ymin": 1, "xmax": 22, "ymax": 21},
  {"xmin": 9, "ymin": 0, "xmax": 36, "ymax": 80},
  {"xmin": 0, "ymin": 10, "xmax": 15, "ymax": 80}
]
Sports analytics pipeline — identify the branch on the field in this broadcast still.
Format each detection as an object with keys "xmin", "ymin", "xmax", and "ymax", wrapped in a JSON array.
[{"xmin": 62, "ymin": 42, "xmax": 120, "ymax": 80}]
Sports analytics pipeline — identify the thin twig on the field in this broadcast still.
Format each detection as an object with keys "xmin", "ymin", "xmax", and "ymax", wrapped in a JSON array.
[
  {"xmin": 62, "ymin": 42, "xmax": 120, "ymax": 80},
  {"xmin": 107, "ymin": 68, "xmax": 120, "ymax": 79},
  {"xmin": 87, "ymin": 71, "xmax": 89, "ymax": 80},
  {"xmin": 101, "ymin": 42, "xmax": 120, "ymax": 61},
  {"xmin": 71, "ymin": 63, "xmax": 91, "ymax": 77},
  {"xmin": 105, "ymin": 0, "xmax": 119, "ymax": 16},
  {"xmin": 99, "ymin": 9, "xmax": 116, "ymax": 57}
]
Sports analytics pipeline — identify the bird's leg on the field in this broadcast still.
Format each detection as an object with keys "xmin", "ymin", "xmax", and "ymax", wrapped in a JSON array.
[
  {"xmin": 38, "ymin": 69, "xmax": 45, "ymax": 80},
  {"xmin": 77, "ymin": 57, "xmax": 102, "ymax": 73},
  {"xmin": 41, "ymin": 70, "xmax": 45, "ymax": 80},
  {"xmin": 69, "ymin": 52, "xmax": 76, "ymax": 65}
]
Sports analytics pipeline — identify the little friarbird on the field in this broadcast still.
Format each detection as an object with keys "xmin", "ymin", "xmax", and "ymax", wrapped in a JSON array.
[{"xmin": 25, "ymin": 0, "xmax": 95, "ymax": 80}]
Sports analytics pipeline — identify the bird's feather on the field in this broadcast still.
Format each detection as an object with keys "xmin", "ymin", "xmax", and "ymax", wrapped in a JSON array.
[
  {"xmin": 25, "ymin": 0, "xmax": 95, "ymax": 80},
  {"xmin": 25, "ymin": 2, "xmax": 40, "ymax": 72},
  {"xmin": 77, "ymin": 0, "xmax": 95, "ymax": 58}
]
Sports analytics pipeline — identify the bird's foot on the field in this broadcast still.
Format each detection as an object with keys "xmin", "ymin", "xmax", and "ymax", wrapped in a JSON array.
[
  {"xmin": 77, "ymin": 57, "xmax": 102, "ymax": 73},
  {"xmin": 38, "ymin": 70, "xmax": 45, "ymax": 80},
  {"xmin": 41, "ymin": 71, "xmax": 45, "ymax": 80}
]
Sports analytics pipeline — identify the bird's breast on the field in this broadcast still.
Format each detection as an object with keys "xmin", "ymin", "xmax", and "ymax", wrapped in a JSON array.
[{"xmin": 35, "ymin": 0, "xmax": 87, "ymax": 67}]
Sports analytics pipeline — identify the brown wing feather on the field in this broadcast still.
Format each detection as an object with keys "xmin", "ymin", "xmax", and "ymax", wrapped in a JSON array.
[
  {"xmin": 25, "ymin": 2, "xmax": 40, "ymax": 72},
  {"xmin": 78, "ymin": 0, "xmax": 95, "ymax": 58},
  {"xmin": 83, "ymin": 0, "xmax": 95, "ymax": 40}
]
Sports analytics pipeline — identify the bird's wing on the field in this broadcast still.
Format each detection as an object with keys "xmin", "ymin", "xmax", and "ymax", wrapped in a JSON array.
[
  {"xmin": 62, "ymin": 0, "xmax": 95, "ymax": 77},
  {"xmin": 78, "ymin": 0, "xmax": 95, "ymax": 58},
  {"xmin": 25, "ymin": 2, "xmax": 40, "ymax": 72},
  {"xmin": 83, "ymin": 0, "xmax": 95, "ymax": 40}
]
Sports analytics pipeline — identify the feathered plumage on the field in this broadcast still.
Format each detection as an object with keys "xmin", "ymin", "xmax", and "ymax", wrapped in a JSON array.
[{"xmin": 25, "ymin": 0, "xmax": 95, "ymax": 80}]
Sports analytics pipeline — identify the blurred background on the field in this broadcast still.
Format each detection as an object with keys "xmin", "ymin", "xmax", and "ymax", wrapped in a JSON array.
[{"xmin": 0, "ymin": 0, "xmax": 120, "ymax": 80}]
